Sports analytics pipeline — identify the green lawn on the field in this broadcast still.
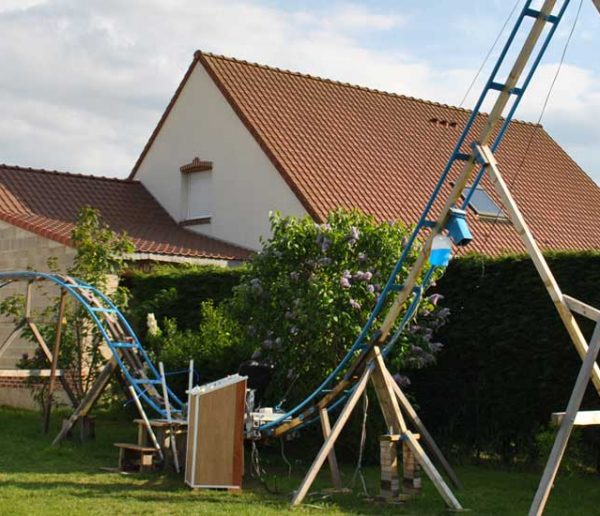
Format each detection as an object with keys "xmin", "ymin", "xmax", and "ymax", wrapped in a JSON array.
[{"xmin": 0, "ymin": 406, "xmax": 598, "ymax": 515}]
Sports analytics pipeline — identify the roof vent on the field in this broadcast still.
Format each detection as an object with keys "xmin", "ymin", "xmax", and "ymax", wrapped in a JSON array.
[{"xmin": 428, "ymin": 118, "xmax": 457, "ymax": 128}]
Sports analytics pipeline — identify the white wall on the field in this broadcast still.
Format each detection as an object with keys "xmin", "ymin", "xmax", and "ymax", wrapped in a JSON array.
[{"xmin": 135, "ymin": 63, "xmax": 308, "ymax": 250}]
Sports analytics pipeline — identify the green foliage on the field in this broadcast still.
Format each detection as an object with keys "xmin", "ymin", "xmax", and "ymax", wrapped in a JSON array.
[
  {"xmin": 122, "ymin": 264, "xmax": 243, "ymax": 340},
  {"xmin": 145, "ymin": 301, "xmax": 252, "ymax": 397},
  {"xmin": 228, "ymin": 210, "xmax": 447, "ymax": 405},
  {"xmin": 409, "ymin": 250, "xmax": 600, "ymax": 465}
]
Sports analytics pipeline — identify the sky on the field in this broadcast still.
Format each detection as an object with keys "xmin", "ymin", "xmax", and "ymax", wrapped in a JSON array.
[{"xmin": 1, "ymin": 0, "xmax": 599, "ymax": 185}]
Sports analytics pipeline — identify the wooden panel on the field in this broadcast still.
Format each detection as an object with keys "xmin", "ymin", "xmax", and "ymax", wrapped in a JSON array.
[{"xmin": 186, "ymin": 377, "xmax": 246, "ymax": 488}]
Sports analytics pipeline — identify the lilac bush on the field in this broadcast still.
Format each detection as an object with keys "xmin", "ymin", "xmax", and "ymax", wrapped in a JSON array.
[{"xmin": 229, "ymin": 209, "xmax": 449, "ymax": 404}]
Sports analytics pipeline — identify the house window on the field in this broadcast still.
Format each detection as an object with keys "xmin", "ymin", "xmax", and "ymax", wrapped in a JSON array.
[
  {"xmin": 180, "ymin": 157, "xmax": 213, "ymax": 226},
  {"xmin": 462, "ymin": 185, "xmax": 507, "ymax": 219}
]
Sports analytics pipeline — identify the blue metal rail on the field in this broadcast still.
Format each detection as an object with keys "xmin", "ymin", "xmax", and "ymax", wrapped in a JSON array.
[{"xmin": 0, "ymin": 271, "xmax": 184, "ymax": 417}]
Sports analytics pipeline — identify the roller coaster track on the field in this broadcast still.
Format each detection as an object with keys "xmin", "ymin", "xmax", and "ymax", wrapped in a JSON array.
[{"xmin": 0, "ymin": 272, "xmax": 184, "ymax": 421}]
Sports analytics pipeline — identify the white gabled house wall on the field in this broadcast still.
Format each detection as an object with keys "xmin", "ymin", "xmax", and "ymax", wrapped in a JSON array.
[{"xmin": 134, "ymin": 62, "xmax": 307, "ymax": 251}]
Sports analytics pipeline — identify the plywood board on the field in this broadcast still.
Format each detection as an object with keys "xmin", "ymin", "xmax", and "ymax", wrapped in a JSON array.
[{"xmin": 186, "ymin": 375, "xmax": 246, "ymax": 489}]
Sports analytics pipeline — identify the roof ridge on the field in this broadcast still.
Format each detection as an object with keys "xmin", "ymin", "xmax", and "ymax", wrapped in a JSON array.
[
  {"xmin": 197, "ymin": 50, "xmax": 541, "ymax": 128},
  {"xmin": 0, "ymin": 163, "xmax": 138, "ymax": 184}
]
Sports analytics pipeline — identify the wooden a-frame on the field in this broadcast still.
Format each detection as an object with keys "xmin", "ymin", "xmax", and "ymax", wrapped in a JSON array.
[{"xmin": 291, "ymin": 346, "xmax": 463, "ymax": 510}]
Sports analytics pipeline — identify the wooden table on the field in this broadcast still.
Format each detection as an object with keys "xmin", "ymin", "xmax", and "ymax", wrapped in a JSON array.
[{"xmin": 134, "ymin": 418, "xmax": 187, "ymax": 471}]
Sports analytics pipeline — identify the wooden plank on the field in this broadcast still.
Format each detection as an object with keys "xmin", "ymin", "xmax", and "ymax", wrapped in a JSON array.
[
  {"xmin": 404, "ymin": 431, "xmax": 463, "ymax": 510},
  {"xmin": 45, "ymin": 289, "xmax": 67, "ymax": 434},
  {"xmin": 386, "ymin": 368, "xmax": 462, "ymax": 490},
  {"xmin": 186, "ymin": 378, "xmax": 246, "ymax": 488},
  {"xmin": 292, "ymin": 365, "xmax": 372, "ymax": 506},
  {"xmin": 479, "ymin": 143, "xmax": 600, "ymax": 393},
  {"xmin": 319, "ymin": 408, "xmax": 342, "ymax": 490},
  {"xmin": 551, "ymin": 411, "xmax": 600, "ymax": 427},
  {"xmin": 564, "ymin": 295, "xmax": 600, "ymax": 322},
  {"xmin": 0, "ymin": 369, "xmax": 64, "ymax": 377},
  {"xmin": 52, "ymin": 356, "xmax": 118, "ymax": 445},
  {"xmin": 530, "ymin": 322, "xmax": 600, "ymax": 515}
]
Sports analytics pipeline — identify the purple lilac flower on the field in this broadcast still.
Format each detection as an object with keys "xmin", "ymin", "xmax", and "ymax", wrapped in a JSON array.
[
  {"xmin": 349, "ymin": 299, "xmax": 361, "ymax": 310},
  {"xmin": 343, "ymin": 270, "xmax": 352, "ymax": 279},
  {"xmin": 251, "ymin": 350, "xmax": 262, "ymax": 360},
  {"xmin": 275, "ymin": 337, "xmax": 283, "ymax": 348},
  {"xmin": 437, "ymin": 307, "xmax": 451, "ymax": 318},
  {"xmin": 285, "ymin": 310, "xmax": 294, "ymax": 320},
  {"xmin": 367, "ymin": 284, "xmax": 375, "ymax": 294},
  {"xmin": 289, "ymin": 271, "xmax": 300, "ymax": 281},
  {"xmin": 430, "ymin": 342, "xmax": 444, "ymax": 353},
  {"xmin": 429, "ymin": 293, "xmax": 444, "ymax": 306},
  {"xmin": 262, "ymin": 339, "xmax": 273, "ymax": 350},
  {"xmin": 318, "ymin": 257, "xmax": 332, "ymax": 266},
  {"xmin": 353, "ymin": 271, "xmax": 365, "ymax": 281},
  {"xmin": 320, "ymin": 237, "xmax": 331, "ymax": 252},
  {"xmin": 358, "ymin": 252, "xmax": 367, "ymax": 263},
  {"xmin": 340, "ymin": 277, "xmax": 351, "ymax": 289},
  {"xmin": 393, "ymin": 373, "xmax": 411, "ymax": 388},
  {"xmin": 290, "ymin": 326, "xmax": 299, "ymax": 335},
  {"xmin": 401, "ymin": 236, "xmax": 408, "ymax": 248},
  {"xmin": 363, "ymin": 271, "xmax": 373, "ymax": 281}
]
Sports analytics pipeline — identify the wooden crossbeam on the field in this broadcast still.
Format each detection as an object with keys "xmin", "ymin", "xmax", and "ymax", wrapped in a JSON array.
[
  {"xmin": 319, "ymin": 408, "xmax": 342, "ymax": 490},
  {"xmin": 0, "ymin": 369, "xmax": 64, "ymax": 377},
  {"xmin": 551, "ymin": 411, "xmax": 600, "ymax": 427},
  {"xmin": 45, "ymin": 289, "xmax": 67, "ymax": 433},
  {"xmin": 564, "ymin": 295, "xmax": 600, "ymax": 322}
]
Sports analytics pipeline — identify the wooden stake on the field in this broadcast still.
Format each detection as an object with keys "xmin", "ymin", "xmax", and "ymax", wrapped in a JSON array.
[
  {"xmin": 44, "ymin": 289, "xmax": 67, "ymax": 434},
  {"xmin": 319, "ymin": 407, "xmax": 342, "ymax": 490}
]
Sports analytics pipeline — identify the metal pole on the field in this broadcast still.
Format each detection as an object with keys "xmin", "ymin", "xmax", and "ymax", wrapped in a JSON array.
[{"xmin": 159, "ymin": 362, "xmax": 180, "ymax": 473}]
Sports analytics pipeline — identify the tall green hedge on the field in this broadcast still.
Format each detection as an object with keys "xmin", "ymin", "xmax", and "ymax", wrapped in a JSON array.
[
  {"xmin": 122, "ymin": 265, "xmax": 244, "ymax": 339},
  {"xmin": 409, "ymin": 250, "xmax": 600, "ymax": 462}
]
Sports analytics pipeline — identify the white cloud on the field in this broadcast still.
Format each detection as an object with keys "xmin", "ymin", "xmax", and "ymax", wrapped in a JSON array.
[{"xmin": 0, "ymin": 0, "xmax": 598, "ymax": 186}]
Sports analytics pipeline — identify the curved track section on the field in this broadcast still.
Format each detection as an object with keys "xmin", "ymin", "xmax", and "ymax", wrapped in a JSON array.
[{"xmin": 0, "ymin": 271, "xmax": 183, "ymax": 418}]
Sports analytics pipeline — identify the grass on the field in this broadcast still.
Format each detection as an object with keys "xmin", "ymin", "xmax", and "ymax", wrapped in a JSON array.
[{"xmin": 0, "ymin": 406, "xmax": 599, "ymax": 515}]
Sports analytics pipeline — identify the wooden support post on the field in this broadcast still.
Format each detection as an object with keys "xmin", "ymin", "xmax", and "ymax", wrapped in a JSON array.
[
  {"xmin": 371, "ymin": 347, "xmax": 407, "ymax": 434},
  {"xmin": 44, "ymin": 289, "xmax": 67, "ymax": 434},
  {"xmin": 478, "ymin": 143, "xmax": 600, "ymax": 394},
  {"xmin": 529, "ymin": 322, "xmax": 600, "ymax": 516},
  {"xmin": 27, "ymin": 319, "xmax": 78, "ymax": 407},
  {"xmin": 319, "ymin": 407, "xmax": 342, "ymax": 490},
  {"xmin": 386, "ymin": 367, "xmax": 462, "ymax": 489},
  {"xmin": 292, "ymin": 365, "xmax": 372, "ymax": 506},
  {"xmin": 52, "ymin": 357, "xmax": 118, "ymax": 445}
]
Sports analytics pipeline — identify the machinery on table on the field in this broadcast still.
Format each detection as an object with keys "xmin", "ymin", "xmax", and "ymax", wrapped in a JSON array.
[{"xmin": 1, "ymin": 1, "xmax": 599, "ymax": 513}]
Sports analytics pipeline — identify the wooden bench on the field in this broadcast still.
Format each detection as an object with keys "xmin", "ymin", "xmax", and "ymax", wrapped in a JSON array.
[{"xmin": 114, "ymin": 442, "xmax": 156, "ymax": 472}]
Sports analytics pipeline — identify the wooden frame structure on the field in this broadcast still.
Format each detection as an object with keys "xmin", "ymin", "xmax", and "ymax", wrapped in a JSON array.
[{"xmin": 472, "ymin": 145, "xmax": 600, "ymax": 515}]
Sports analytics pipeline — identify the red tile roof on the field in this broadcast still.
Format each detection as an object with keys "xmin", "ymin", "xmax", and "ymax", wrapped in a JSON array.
[
  {"xmin": 132, "ymin": 51, "xmax": 600, "ymax": 255},
  {"xmin": 0, "ymin": 164, "xmax": 251, "ymax": 261}
]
